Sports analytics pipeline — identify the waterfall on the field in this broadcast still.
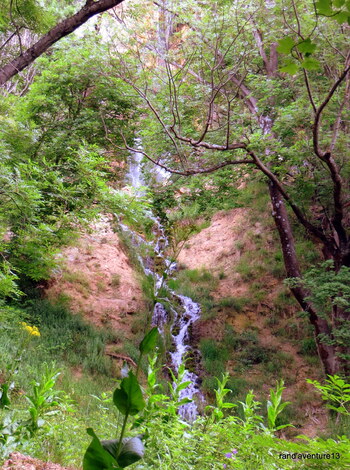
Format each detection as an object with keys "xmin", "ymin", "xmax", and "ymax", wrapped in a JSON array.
[{"xmin": 121, "ymin": 145, "xmax": 204, "ymax": 422}]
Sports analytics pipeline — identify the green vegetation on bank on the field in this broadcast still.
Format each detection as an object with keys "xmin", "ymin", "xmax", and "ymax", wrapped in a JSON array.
[{"xmin": 1, "ymin": 315, "xmax": 350, "ymax": 469}]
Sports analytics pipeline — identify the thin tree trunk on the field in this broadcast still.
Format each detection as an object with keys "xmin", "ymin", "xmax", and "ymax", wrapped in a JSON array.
[{"xmin": 268, "ymin": 181, "xmax": 337, "ymax": 375}]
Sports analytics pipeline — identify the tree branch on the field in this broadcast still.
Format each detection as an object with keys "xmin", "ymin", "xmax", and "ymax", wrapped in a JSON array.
[
  {"xmin": 118, "ymin": 134, "xmax": 254, "ymax": 176},
  {"xmin": 313, "ymin": 59, "xmax": 350, "ymax": 158},
  {"xmin": 0, "ymin": 0, "xmax": 125, "ymax": 86}
]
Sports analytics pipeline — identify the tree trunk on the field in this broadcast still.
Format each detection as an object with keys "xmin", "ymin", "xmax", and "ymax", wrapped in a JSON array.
[
  {"xmin": 268, "ymin": 181, "xmax": 338, "ymax": 375},
  {"xmin": 0, "ymin": 0, "xmax": 125, "ymax": 86}
]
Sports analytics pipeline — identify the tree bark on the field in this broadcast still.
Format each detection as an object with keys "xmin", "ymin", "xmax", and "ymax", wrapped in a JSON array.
[
  {"xmin": 0, "ymin": 0, "xmax": 125, "ymax": 87},
  {"xmin": 268, "ymin": 181, "xmax": 337, "ymax": 375}
]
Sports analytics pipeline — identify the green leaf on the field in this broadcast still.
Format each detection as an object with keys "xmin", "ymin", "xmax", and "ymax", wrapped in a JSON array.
[
  {"xmin": 139, "ymin": 327, "xmax": 159, "ymax": 354},
  {"xmin": 280, "ymin": 62, "xmax": 299, "ymax": 75},
  {"xmin": 301, "ymin": 57, "xmax": 321, "ymax": 70},
  {"xmin": 316, "ymin": 0, "xmax": 333, "ymax": 15},
  {"xmin": 0, "ymin": 384, "xmax": 10, "ymax": 408},
  {"xmin": 334, "ymin": 0, "xmax": 345, "ymax": 6},
  {"xmin": 117, "ymin": 437, "xmax": 145, "ymax": 468},
  {"xmin": 297, "ymin": 39, "xmax": 316, "ymax": 55},
  {"xmin": 334, "ymin": 11, "xmax": 349, "ymax": 23},
  {"xmin": 83, "ymin": 428, "xmax": 120, "ymax": 470},
  {"xmin": 276, "ymin": 37, "xmax": 295, "ymax": 54},
  {"xmin": 113, "ymin": 372, "xmax": 145, "ymax": 416},
  {"xmin": 175, "ymin": 381, "xmax": 192, "ymax": 392},
  {"xmin": 176, "ymin": 398, "xmax": 192, "ymax": 406},
  {"xmin": 222, "ymin": 403, "xmax": 237, "ymax": 409}
]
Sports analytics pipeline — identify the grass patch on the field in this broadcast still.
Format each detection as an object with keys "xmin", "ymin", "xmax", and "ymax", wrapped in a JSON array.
[
  {"xmin": 110, "ymin": 273, "xmax": 121, "ymax": 288},
  {"xmin": 20, "ymin": 297, "xmax": 115, "ymax": 376},
  {"xmin": 175, "ymin": 268, "xmax": 218, "ymax": 319},
  {"xmin": 218, "ymin": 296, "xmax": 249, "ymax": 312},
  {"xmin": 63, "ymin": 270, "xmax": 90, "ymax": 288}
]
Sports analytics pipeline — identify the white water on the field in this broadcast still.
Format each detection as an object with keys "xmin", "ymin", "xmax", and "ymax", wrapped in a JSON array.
[{"xmin": 121, "ymin": 146, "xmax": 204, "ymax": 421}]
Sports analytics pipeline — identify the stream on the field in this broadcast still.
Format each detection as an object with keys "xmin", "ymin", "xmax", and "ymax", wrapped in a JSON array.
[{"xmin": 119, "ymin": 145, "xmax": 204, "ymax": 422}]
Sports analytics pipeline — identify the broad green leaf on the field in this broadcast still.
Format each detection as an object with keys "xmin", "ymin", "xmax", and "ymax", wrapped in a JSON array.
[
  {"xmin": 117, "ymin": 437, "xmax": 145, "ymax": 468},
  {"xmin": 139, "ymin": 327, "xmax": 159, "ymax": 354},
  {"xmin": 280, "ymin": 62, "xmax": 299, "ymax": 75},
  {"xmin": 0, "ymin": 384, "xmax": 10, "ymax": 408},
  {"xmin": 297, "ymin": 39, "xmax": 316, "ymax": 55},
  {"xmin": 316, "ymin": 0, "xmax": 333, "ymax": 15},
  {"xmin": 276, "ymin": 37, "xmax": 295, "ymax": 54},
  {"xmin": 334, "ymin": 0, "xmax": 345, "ymax": 6},
  {"xmin": 83, "ymin": 428, "xmax": 120, "ymax": 470},
  {"xmin": 301, "ymin": 57, "xmax": 320, "ymax": 71},
  {"xmin": 334, "ymin": 11, "xmax": 349, "ymax": 23},
  {"xmin": 113, "ymin": 371, "xmax": 145, "ymax": 416}
]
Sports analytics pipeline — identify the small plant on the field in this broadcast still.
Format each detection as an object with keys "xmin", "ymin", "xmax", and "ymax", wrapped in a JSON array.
[
  {"xmin": 83, "ymin": 327, "xmax": 159, "ymax": 469},
  {"xmin": 205, "ymin": 373, "xmax": 236, "ymax": 422},
  {"xmin": 264, "ymin": 380, "xmax": 293, "ymax": 433},
  {"xmin": 238, "ymin": 390, "xmax": 263, "ymax": 434},
  {"xmin": 307, "ymin": 375, "xmax": 350, "ymax": 417},
  {"xmin": 110, "ymin": 273, "xmax": 121, "ymax": 288},
  {"xmin": 0, "ymin": 321, "xmax": 41, "ymax": 409},
  {"xmin": 24, "ymin": 364, "xmax": 72, "ymax": 436}
]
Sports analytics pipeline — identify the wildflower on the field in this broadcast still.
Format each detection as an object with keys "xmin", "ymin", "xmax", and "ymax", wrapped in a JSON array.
[
  {"xmin": 20, "ymin": 322, "xmax": 40, "ymax": 337},
  {"xmin": 225, "ymin": 449, "xmax": 237, "ymax": 458},
  {"xmin": 224, "ymin": 449, "xmax": 238, "ymax": 467}
]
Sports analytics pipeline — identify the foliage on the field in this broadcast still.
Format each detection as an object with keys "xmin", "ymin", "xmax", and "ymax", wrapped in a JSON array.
[
  {"xmin": 24, "ymin": 364, "xmax": 72, "ymax": 435},
  {"xmin": 83, "ymin": 328, "xmax": 159, "ymax": 470},
  {"xmin": 0, "ymin": 362, "xmax": 72, "ymax": 459},
  {"xmin": 286, "ymin": 261, "xmax": 350, "ymax": 360},
  {"xmin": 265, "ymin": 380, "xmax": 293, "ymax": 433},
  {"xmin": 307, "ymin": 375, "xmax": 350, "ymax": 416},
  {"xmin": 0, "ymin": 37, "xmax": 136, "ymax": 292}
]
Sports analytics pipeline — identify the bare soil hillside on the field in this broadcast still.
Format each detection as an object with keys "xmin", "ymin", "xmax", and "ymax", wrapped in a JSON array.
[
  {"xmin": 46, "ymin": 216, "xmax": 145, "ymax": 335},
  {"xmin": 178, "ymin": 208, "xmax": 327, "ymax": 437},
  {"xmin": 1, "ymin": 453, "xmax": 77, "ymax": 470}
]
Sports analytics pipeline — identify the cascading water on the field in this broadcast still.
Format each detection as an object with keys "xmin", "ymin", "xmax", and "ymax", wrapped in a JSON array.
[{"xmin": 121, "ymin": 144, "xmax": 204, "ymax": 422}]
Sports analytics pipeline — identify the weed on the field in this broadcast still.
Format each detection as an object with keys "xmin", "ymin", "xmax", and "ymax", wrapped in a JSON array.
[
  {"xmin": 218, "ymin": 296, "xmax": 249, "ymax": 312},
  {"xmin": 226, "ymin": 377, "xmax": 249, "ymax": 397},
  {"xmin": 21, "ymin": 298, "xmax": 114, "ymax": 376},
  {"xmin": 300, "ymin": 338, "xmax": 318, "ymax": 356},
  {"xmin": 63, "ymin": 271, "xmax": 90, "ymax": 288},
  {"xmin": 110, "ymin": 273, "xmax": 121, "ymax": 288}
]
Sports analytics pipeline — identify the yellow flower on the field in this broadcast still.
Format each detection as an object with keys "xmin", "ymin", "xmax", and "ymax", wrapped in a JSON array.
[{"xmin": 20, "ymin": 322, "xmax": 41, "ymax": 337}]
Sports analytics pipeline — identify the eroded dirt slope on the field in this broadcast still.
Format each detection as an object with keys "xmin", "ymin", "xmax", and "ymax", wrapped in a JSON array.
[
  {"xmin": 178, "ymin": 208, "xmax": 327, "ymax": 437},
  {"xmin": 46, "ymin": 216, "xmax": 145, "ymax": 334},
  {"xmin": 2, "ymin": 452, "xmax": 76, "ymax": 470}
]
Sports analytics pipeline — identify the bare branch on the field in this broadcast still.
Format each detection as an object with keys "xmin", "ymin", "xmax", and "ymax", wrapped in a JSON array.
[
  {"xmin": 118, "ymin": 133, "xmax": 254, "ymax": 176},
  {"xmin": 247, "ymin": 149, "xmax": 333, "ymax": 247},
  {"xmin": 303, "ymin": 68, "xmax": 317, "ymax": 113},
  {"xmin": 329, "ymin": 61, "xmax": 350, "ymax": 152},
  {"xmin": 313, "ymin": 59, "xmax": 350, "ymax": 158}
]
